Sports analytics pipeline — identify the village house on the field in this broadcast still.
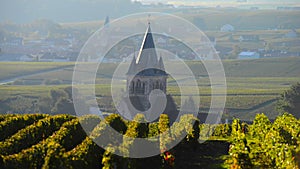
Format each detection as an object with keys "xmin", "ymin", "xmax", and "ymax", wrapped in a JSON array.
[
  {"xmin": 239, "ymin": 35, "xmax": 259, "ymax": 42},
  {"xmin": 238, "ymin": 51, "xmax": 260, "ymax": 59},
  {"xmin": 220, "ymin": 24, "xmax": 235, "ymax": 32}
]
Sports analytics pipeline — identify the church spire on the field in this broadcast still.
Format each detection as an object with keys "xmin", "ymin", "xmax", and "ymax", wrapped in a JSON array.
[
  {"xmin": 127, "ymin": 55, "xmax": 136, "ymax": 74},
  {"xmin": 127, "ymin": 23, "xmax": 167, "ymax": 75},
  {"xmin": 158, "ymin": 55, "xmax": 165, "ymax": 71},
  {"xmin": 135, "ymin": 23, "xmax": 158, "ymax": 68}
]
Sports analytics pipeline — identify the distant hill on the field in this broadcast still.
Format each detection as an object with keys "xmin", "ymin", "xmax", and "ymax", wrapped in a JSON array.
[
  {"xmin": 60, "ymin": 9, "xmax": 300, "ymax": 31},
  {"xmin": 0, "ymin": 0, "xmax": 139, "ymax": 23},
  {"xmin": 1, "ymin": 0, "xmax": 299, "ymax": 24}
]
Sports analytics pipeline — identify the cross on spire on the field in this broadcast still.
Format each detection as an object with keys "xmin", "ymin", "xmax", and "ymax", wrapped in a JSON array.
[{"xmin": 147, "ymin": 14, "xmax": 151, "ymax": 26}]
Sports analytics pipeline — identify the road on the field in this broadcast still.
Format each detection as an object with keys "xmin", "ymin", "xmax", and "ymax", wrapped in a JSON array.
[{"xmin": 0, "ymin": 65, "xmax": 74, "ymax": 85}]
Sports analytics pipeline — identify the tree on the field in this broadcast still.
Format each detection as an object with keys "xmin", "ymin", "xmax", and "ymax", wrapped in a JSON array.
[
  {"xmin": 8, "ymin": 96, "xmax": 33, "ymax": 113},
  {"xmin": 51, "ymin": 98, "xmax": 75, "ymax": 115},
  {"xmin": 38, "ymin": 87, "xmax": 85, "ymax": 115},
  {"xmin": 264, "ymin": 42, "xmax": 273, "ymax": 52},
  {"xmin": 38, "ymin": 96, "xmax": 52, "ymax": 114},
  {"xmin": 229, "ymin": 45, "xmax": 241, "ymax": 59},
  {"xmin": 50, "ymin": 89, "xmax": 67, "ymax": 103},
  {"xmin": 276, "ymin": 83, "xmax": 300, "ymax": 118}
]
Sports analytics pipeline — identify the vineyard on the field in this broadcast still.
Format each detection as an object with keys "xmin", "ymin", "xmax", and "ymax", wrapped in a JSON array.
[{"xmin": 0, "ymin": 113, "xmax": 299, "ymax": 169}]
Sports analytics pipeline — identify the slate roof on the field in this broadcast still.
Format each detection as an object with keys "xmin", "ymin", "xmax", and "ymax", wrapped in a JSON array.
[{"xmin": 127, "ymin": 23, "xmax": 166, "ymax": 76}]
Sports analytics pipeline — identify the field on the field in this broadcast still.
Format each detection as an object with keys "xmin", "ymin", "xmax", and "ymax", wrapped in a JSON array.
[
  {"xmin": 0, "ymin": 58, "xmax": 300, "ymax": 119},
  {"xmin": 0, "ymin": 57, "xmax": 300, "ymax": 120},
  {"xmin": 61, "ymin": 8, "xmax": 300, "ymax": 31},
  {"xmin": 0, "ymin": 62, "xmax": 74, "ymax": 81}
]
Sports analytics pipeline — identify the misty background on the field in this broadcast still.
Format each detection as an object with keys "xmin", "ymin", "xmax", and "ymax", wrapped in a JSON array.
[{"xmin": 1, "ymin": 0, "xmax": 299, "ymax": 23}]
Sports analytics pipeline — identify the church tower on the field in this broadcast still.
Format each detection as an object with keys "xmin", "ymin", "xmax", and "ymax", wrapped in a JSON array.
[
  {"xmin": 122, "ymin": 23, "xmax": 178, "ymax": 123},
  {"xmin": 126, "ymin": 23, "xmax": 168, "ymax": 111}
]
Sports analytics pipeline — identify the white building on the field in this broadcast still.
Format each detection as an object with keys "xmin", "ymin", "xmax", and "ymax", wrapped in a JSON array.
[
  {"xmin": 238, "ymin": 51, "xmax": 260, "ymax": 59},
  {"xmin": 220, "ymin": 24, "xmax": 235, "ymax": 32}
]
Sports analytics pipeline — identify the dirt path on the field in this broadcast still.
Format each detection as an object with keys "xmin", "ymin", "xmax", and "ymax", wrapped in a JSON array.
[{"xmin": 0, "ymin": 65, "xmax": 74, "ymax": 85}]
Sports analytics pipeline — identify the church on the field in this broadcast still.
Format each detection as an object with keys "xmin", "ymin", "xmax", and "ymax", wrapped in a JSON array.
[{"xmin": 121, "ymin": 23, "xmax": 178, "ymax": 123}]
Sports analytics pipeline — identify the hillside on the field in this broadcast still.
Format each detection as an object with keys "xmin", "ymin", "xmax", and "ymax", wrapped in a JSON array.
[
  {"xmin": 59, "ymin": 9, "xmax": 300, "ymax": 31},
  {"xmin": 0, "ymin": 113, "xmax": 229, "ymax": 169},
  {"xmin": 0, "ymin": 113, "xmax": 299, "ymax": 168}
]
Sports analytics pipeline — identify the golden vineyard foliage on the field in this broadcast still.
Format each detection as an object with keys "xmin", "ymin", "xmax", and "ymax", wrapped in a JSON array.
[{"xmin": 0, "ymin": 113, "xmax": 299, "ymax": 168}]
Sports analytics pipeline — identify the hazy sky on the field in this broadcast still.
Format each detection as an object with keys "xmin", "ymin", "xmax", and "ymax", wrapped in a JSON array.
[
  {"xmin": 0, "ymin": 0, "xmax": 299, "ymax": 23},
  {"xmin": 138, "ymin": 0, "xmax": 300, "ymax": 5}
]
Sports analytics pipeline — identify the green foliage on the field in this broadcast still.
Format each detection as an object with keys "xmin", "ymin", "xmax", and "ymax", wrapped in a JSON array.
[
  {"xmin": 0, "ymin": 114, "xmax": 46, "ymax": 141},
  {"xmin": 228, "ymin": 44, "xmax": 241, "ymax": 59},
  {"xmin": 38, "ymin": 97, "xmax": 52, "ymax": 114},
  {"xmin": 0, "ymin": 115, "xmax": 74, "ymax": 155},
  {"xmin": 1, "ymin": 115, "xmax": 73, "ymax": 169},
  {"xmin": 42, "ymin": 142, "xmax": 65, "ymax": 169},
  {"xmin": 231, "ymin": 118, "xmax": 243, "ymax": 138},
  {"xmin": 199, "ymin": 123, "xmax": 232, "ymax": 139},
  {"xmin": 78, "ymin": 115, "xmax": 101, "ymax": 134},
  {"xmin": 50, "ymin": 89, "xmax": 67, "ymax": 103},
  {"xmin": 1, "ymin": 113, "xmax": 299, "ymax": 169},
  {"xmin": 212, "ymin": 124, "xmax": 232, "ymax": 138},
  {"xmin": 64, "ymin": 138, "xmax": 104, "ymax": 169},
  {"xmin": 158, "ymin": 114, "xmax": 171, "ymax": 152},
  {"xmin": 1, "ymin": 115, "xmax": 102, "ymax": 169},
  {"xmin": 7, "ymin": 96, "xmax": 35, "ymax": 114},
  {"xmin": 102, "ymin": 146, "xmax": 116, "ymax": 169},
  {"xmin": 227, "ymin": 113, "xmax": 300, "ymax": 169},
  {"xmin": 170, "ymin": 121, "xmax": 185, "ymax": 141},
  {"xmin": 2, "ymin": 141, "xmax": 49, "ymax": 169},
  {"xmin": 178, "ymin": 114, "xmax": 199, "ymax": 142},
  {"xmin": 132, "ymin": 114, "xmax": 148, "ymax": 138},
  {"xmin": 51, "ymin": 97, "xmax": 75, "ymax": 115},
  {"xmin": 148, "ymin": 122, "xmax": 159, "ymax": 137},
  {"xmin": 105, "ymin": 114, "xmax": 127, "ymax": 134},
  {"xmin": 0, "ymin": 114, "xmax": 17, "ymax": 122},
  {"xmin": 37, "ymin": 87, "xmax": 88, "ymax": 115},
  {"xmin": 50, "ymin": 118, "xmax": 87, "ymax": 151},
  {"xmin": 199, "ymin": 124, "xmax": 211, "ymax": 138},
  {"xmin": 227, "ymin": 119, "xmax": 252, "ymax": 168},
  {"xmin": 158, "ymin": 114, "xmax": 170, "ymax": 134},
  {"xmin": 89, "ymin": 114, "xmax": 127, "ymax": 159},
  {"xmin": 277, "ymin": 82, "xmax": 300, "ymax": 118},
  {"xmin": 249, "ymin": 113, "xmax": 271, "ymax": 139},
  {"xmin": 121, "ymin": 114, "xmax": 148, "ymax": 163}
]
